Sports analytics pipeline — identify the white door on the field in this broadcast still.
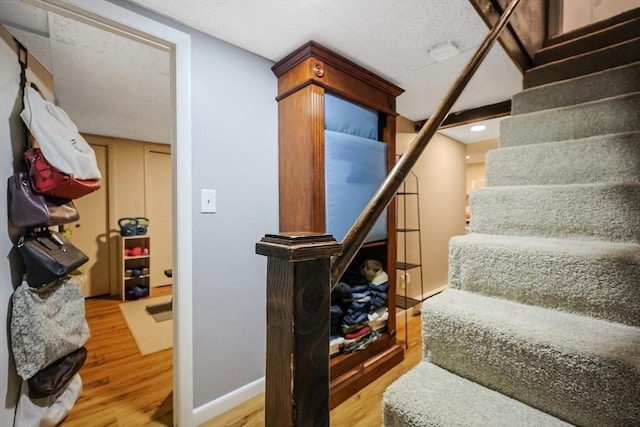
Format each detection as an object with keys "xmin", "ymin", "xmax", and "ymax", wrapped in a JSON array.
[
  {"xmin": 145, "ymin": 148, "xmax": 172, "ymax": 288},
  {"xmin": 68, "ymin": 144, "xmax": 110, "ymax": 297}
]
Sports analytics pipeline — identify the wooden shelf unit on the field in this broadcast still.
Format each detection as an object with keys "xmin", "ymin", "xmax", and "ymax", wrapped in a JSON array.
[
  {"xmin": 272, "ymin": 41, "xmax": 405, "ymax": 409},
  {"xmin": 120, "ymin": 235, "xmax": 150, "ymax": 301}
]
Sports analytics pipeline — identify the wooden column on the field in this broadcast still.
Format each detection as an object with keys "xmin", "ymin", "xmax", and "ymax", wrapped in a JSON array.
[
  {"xmin": 256, "ymin": 233, "xmax": 342, "ymax": 427},
  {"xmin": 272, "ymin": 41, "xmax": 405, "ymax": 409}
]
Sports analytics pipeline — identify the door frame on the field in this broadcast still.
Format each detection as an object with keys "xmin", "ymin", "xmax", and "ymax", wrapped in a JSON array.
[{"xmin": 26, "ymin": 1, "xmax": 194, "ymax": 425}]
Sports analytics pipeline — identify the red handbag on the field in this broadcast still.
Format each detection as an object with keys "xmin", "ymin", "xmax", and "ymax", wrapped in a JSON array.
[{"xmin": 25, "ymin": 148, "xmax": 100, "ymax": 199}]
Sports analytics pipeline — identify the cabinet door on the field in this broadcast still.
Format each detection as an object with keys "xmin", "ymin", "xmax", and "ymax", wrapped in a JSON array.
[
  {"xmin": 145, "ymin": 148, "xmax": 172, "ymax": 288},
  {"xmin": 69, "ymin": 144, "xmax": 110, "ymax": 297}
]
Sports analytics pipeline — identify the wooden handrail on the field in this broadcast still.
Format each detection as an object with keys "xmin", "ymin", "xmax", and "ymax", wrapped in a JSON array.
[{"xmin": 331, "ymin": 0, "xmax": 523, "ymax": 287}]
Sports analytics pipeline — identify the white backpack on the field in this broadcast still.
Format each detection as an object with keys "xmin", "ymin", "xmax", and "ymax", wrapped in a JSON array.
[{"xmin": 20, "ymin": 86, "xmax": 101, "ymax": 180}]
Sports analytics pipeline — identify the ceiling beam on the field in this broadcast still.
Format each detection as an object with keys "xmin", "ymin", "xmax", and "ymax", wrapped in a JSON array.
[
  {"xmin": 414, "ymin": 99, "xmax": 511, "ymax": 132},
  {"xmin": 467, "ymin": 0, "xmax": 549, "ymax": 73}
]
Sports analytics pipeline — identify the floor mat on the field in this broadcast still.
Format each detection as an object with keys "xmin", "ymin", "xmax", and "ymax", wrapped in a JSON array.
[{"xmin": 119, "ymin": 295, "xmax": 172, "ymax": 355}]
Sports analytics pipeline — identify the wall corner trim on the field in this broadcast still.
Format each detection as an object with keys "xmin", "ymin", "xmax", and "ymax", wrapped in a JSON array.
[{"xmin": 193, "ymin": 377, "xmax": 266, "ymax": 425}]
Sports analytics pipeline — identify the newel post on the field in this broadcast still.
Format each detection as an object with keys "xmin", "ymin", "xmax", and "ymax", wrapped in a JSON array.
[{"xmin": 256, "ymin": 233, "xmax": 342, "ymax": 427}]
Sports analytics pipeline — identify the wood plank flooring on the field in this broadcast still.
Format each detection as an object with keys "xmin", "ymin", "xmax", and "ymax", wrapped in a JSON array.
[
  {"xmin": 62, "ymin": 286, "xmax": 174, "ymax": 426},
  {"xmin": 64, "ymin": 288, "xmax": 422, "ymax": 426},
  {"xmin": 204, "ymin": 309, "xmax": 423, "ymax": 427}
]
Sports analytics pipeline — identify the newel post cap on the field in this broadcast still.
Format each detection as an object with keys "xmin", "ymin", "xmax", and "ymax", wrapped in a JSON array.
[{"xmin": 256, "ymin": 232, "xmax": 342, "ymax": 262}]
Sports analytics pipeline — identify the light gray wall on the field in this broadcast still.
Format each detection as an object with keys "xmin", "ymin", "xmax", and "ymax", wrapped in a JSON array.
[
  {"xmin": 112, "ymin": 1, "xmax": 279, "ymax": 408},
  {"xmin": 189, "ymin": 32, "xmax": 277, "ymax": 406},
  {"xmin": 0, "ymin": 33, "xmax": 29, "ymax": 427}
]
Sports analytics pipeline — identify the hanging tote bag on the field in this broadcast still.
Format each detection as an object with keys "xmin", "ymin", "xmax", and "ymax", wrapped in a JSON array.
[
  {"xmin": 8, "ymin": 172, "xmax": 79, "ymax": 228},
  {"xmin": 15, "ymin": 374, "xmax": 83, "ymax": 427},
  {"xmin": 10, "ymin": 277, "xmax": 90, "ymax": 380},
  {"xmin": 17, "ymin": 229, "xmax": 89, "ymax": 287},
  {"xmin": 25, "ymin": 148, "xmax": 100, "ymax": 199},
  {"xmin": 20, "ymin": 86, "xmax": 101, "ymax": 180}
]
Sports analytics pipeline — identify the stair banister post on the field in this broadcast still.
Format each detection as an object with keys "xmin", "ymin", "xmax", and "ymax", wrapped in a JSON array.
[
  {"xmin": 331, "ymin": 0, "xmax": 523, "ymax": 286},
  {"xmin": 256, "ymin": 233, "xmax": 342, "ymax": 427}
]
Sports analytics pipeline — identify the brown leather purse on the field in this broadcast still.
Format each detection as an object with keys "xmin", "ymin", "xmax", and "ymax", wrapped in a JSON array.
[{"xmin": 27, "ymin": 347, "xmax": 87, "ymax": 399}]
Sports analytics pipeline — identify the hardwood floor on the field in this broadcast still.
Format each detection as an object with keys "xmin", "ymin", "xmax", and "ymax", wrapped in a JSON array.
[
  {"xmin": 62, "ymin": 286, "xmax": 174, "ymax": 426},
  {"xmin": 204, "ymin": 309, "xmax": 424, "ymax": 427},
  {"xmin": 64, "ymin": 289, "xmax": 422, "ymax": 426}
]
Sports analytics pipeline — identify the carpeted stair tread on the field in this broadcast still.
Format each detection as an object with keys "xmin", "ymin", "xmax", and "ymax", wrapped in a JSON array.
[
  {"xmin": 486, "ymin": 132, "xmax": 640, "ymax": 186},
  {"xmin": 383, "ymin": 361, "xmax": 571, "ymax": 427},
  {"xmin": 469, "ymin": 182, "xmax": 640, "ymax": 244},
  {"xmin": 512, "ymin": 61, "xmax": 640, "ymax": 114},
  {"xmin": 501, "ymin": 92, "xmax": 640, "ymax": 147},
  {"xmin": 448, "ymin": 233, "xmax": 640, "ymax": 326},
  {"xmin": 384, "ymin": 8, "xmax": 640, "ymax": 427},
  {"xmin": 544, "ymin": 7, "xmax": 640, "ymax": 47},
  {"xmin": 423, "ymin": 289, "xmax": 640, "ymax": 427},
  {"xmin": 524, "ymin": 36, "xmax": 640, "ymax": 89},
  {"xmin": 535, "ymin": 17, "xmax": 640, "ymax": 65}
]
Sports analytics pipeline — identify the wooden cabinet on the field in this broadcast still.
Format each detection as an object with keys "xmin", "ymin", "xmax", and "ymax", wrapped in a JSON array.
[
  {"xmin": 272, "ymin": 41, "xmax": 404, "ymax": 408},
  {"xmin": 120, "ymin": 235, "xmax": 150, "ymax": 301}
]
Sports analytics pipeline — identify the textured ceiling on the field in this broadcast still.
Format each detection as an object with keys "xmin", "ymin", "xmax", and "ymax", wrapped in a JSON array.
[
  {"xmin": 1, "ymin": 0, "xmax": 524, "ymax": 145},
  {"xmin": 0, "ymin": 0, "xmax": 52, "ymax": 69},
  {"xmin": 129, "ymin": 0, "xmax": 523, "ymax": 122},
  {"xmin": 0, "ymin": 0, "xmax": 171, "ymax": 144},
  {"xmin": 49, "ymin": 13, "xmax": 170, "ymax": 143}
]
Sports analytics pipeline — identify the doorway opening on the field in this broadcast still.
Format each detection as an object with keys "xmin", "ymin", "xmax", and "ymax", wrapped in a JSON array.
[{"xmin": 10, "ymin": 0, "xmax": 193, "ymax": 424}]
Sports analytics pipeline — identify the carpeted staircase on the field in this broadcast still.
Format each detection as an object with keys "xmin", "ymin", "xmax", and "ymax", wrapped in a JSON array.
[{"xmin": 383, "ymin": 9, "xmax": 640, "ymax": 427}]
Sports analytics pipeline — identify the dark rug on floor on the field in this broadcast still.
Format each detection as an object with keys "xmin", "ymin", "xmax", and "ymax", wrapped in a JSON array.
[{"xmin": 146, "ymin": 301, "xmax": 172, "ymax": 322}]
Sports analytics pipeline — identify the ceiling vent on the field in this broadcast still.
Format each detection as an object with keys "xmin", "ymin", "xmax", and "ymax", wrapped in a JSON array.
[{"xmin": 428, "ymin": 41, "xmax": 460, "ymax": 62}]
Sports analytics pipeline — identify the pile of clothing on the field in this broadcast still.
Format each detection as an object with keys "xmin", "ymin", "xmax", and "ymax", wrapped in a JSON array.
[{"xmin": 330, "ymin": 259, "xmax": 390, "ymax": 356}]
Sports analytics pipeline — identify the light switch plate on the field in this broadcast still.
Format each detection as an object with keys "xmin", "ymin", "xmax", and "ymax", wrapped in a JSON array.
[{"xmin": 201, "ymin": 189, "xmax": 216, "ymax": 213}]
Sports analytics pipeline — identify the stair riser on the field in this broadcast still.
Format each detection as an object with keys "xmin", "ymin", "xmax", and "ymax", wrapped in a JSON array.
[
  {"xmin": 486, "ymin": 132, "xmax": 640, "ymax": 186},
  {"xmin": 524, "ymin": 37, "xmax": 640, "ymax": 88},
  {"xmin": 501, "ymin": 93, "xmax": 640, "ymax": 147},
  {"xmin": 536, "ymin": 18, "xmax": 640, "ymax": 65},
  {"xmin": 469, "ymin": 183, "xmax": 640, "ymax": 244},
  {"xmin": 513, "ymin": 62, "xmax": 640, "ymax": 114},
  {"xmin": 422, "ymin": 291, "xmax": 640, "ymax": 427},
  {"xmin": 449, "ymin": 234, "xmax": 640, "ymax": 326}
]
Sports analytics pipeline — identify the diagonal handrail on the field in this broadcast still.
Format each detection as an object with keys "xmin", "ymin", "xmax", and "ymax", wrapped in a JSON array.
[{"xmin": 331, "ymin": 0, "xmax": 523, "ymax": 287}]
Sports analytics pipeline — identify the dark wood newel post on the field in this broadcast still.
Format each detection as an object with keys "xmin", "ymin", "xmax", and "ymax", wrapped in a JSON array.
[{"xmin": 256, "ymin": 233, "xmax": 342, "ymax": 427}]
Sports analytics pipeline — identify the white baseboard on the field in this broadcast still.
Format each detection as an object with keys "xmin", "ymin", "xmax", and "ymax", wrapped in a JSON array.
[{"xmin": 193, "ymin": 376, "xmax": 265, "ymax": 425}]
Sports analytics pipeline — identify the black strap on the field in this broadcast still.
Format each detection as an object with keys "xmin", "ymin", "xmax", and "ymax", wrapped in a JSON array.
[
  {"xmin": 15, "ymin": 38, "xmax": 31, "ymax": 152},
  {"xmin": 16, "ymin": 38, "xmax": 27, "ymax": 90}
]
